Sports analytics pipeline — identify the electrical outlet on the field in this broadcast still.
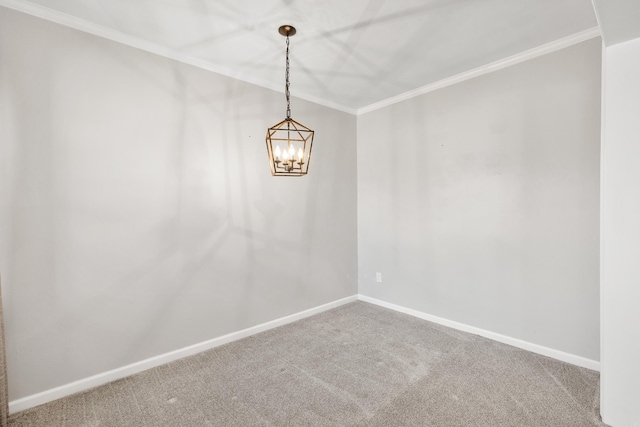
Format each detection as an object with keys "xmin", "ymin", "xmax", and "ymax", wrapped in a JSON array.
[{"xmin": 376, "ymin": 272, "xmax": 382, "ymax": 283}]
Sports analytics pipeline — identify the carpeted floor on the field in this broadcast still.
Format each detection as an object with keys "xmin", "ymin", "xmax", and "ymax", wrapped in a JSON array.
[{"xmin": 9, "ymin": 301, "xmax": 607, "ymax": 426}]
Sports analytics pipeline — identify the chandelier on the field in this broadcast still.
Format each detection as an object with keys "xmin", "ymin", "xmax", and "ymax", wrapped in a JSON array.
[{"xmin": 265, "ymin": 25, "xmax": 315, "ymax": 176}]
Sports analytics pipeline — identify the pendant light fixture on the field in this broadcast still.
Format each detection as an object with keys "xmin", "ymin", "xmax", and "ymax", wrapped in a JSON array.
[{"xmin": 265, "ymin": 25, "xmax": 314, "ymax": 176}]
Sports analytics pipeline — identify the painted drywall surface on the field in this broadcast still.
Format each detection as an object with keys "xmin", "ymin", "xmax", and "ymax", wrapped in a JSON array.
[
  {"xmin": 358, "ymin": 39, "xmax": 601, "ymax": 361},
  {"xmin": 600, "ymin": 36, "xmax": 640, "ymax": 427},
  {"xmin": 592, "ymin": 0, "xmax": 640, "ymax": 46},
  {"xmin": 0, "ymin": 7, "xmax": 357, "ymax": 400}
]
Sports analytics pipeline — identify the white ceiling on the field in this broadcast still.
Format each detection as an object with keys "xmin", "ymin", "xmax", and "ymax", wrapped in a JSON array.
[{"xmin": 1, "ymin": 0, "xmax": 598, "ymax": 113}]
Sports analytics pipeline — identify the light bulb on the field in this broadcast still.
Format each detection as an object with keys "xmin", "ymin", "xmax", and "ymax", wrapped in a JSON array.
[
  {"xmin": 297, "ymin": 148, "xmax": 304, "ymax": 162},
  {"xmin": 274, "ymin": 146, "xmax": 281, "ymax": 161}
]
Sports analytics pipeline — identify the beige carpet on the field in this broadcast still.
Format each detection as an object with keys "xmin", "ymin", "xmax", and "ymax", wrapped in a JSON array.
[{"xmin": 9, "ymin": 301, "xmax": 607, "ymax": 426}]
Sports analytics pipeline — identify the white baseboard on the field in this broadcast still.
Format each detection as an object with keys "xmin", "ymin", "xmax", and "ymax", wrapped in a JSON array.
[
  {"xmin": 8, "ymin": 295, "xmax": 358, "ymax": 414},
  {"xmin": 9, "ymin": 293, "xmax": 599, "ymax": 413},
  {"xmin": 358, "ymin": 295, "xmax": 600, "ymax": 372}
]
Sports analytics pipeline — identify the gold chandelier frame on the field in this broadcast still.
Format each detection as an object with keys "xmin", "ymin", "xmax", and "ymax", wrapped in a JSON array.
[{"xmin": 265, "ymin": 25, "xmax": 315, "ymax": 177}]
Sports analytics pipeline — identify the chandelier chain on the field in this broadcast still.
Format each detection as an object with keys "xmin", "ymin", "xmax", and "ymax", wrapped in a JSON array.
[
  {"xmin": 285, "ymin": 34, "xmax": 291, "ymax": 119},
  {"xmin": 266, "ymin": 25, "xmax": 314, "ymax": 176}
]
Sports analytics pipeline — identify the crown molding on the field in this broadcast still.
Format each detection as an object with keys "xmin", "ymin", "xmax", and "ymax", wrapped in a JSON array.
[
  {"xmin": 357, "ymin": 26, "xmax": 602, "ymax": 115},
  {"xmin": 0, "ymin": 0, "xmax": 600, "ymax": 117},
  {"xmin": 0, "ymin": 0, "xmax": 358, "ymax": 115}
]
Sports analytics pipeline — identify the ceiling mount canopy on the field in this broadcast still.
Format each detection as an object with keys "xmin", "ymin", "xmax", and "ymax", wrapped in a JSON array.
[
  {"xmin": 265, "ymin": 25, "xmax": 315, "ymax": 177},
  {"xmin": 278, "ymin": 25, "xmax": 296, "ymax": 37}
]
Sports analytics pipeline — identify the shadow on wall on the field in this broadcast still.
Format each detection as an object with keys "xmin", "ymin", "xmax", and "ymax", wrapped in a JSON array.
[{"xmin": 1, "ymin": 17, "xmax": 356, "ymax": 399}]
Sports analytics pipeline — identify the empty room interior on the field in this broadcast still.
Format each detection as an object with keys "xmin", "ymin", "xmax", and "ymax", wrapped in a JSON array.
[{"xmin": 1, "ymin": 0, "xmax": 640, "ymax": 426}]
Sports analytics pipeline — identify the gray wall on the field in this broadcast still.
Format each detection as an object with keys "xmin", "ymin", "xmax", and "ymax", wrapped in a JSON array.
[
  {"xmin": 357, "ymin": 39, "xmax": 601, "ymax": 361},
  {"xmin": 0, "ymin": 8, "xmax": 357, "ymax": 400}
]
